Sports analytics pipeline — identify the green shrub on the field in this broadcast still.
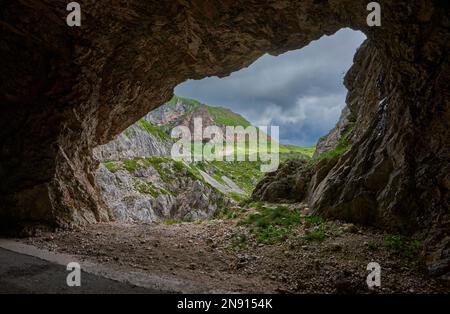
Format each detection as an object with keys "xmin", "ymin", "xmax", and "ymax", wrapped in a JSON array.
[
  {"xmin": 304, "ymin": 215, "xmax": 324, "ymax": 226},
  {"xmin": 223, "ymin": 207, "xmax": 244, "ymax": 219},
  {"xmin": 123, "ymin": 159, "xmax": 139, "ymax": 172},
  {"xmin": 384, "ymin": 235, "xmax": 422, "ymax": 259},
  {"xmin": 238, "ymin": 206, "xmax": 302, "ymax": 244},
  {"xmin": 303, "ymin": 228, "xmax": 327, "ymax": 242},
  {"xmin": 133, "ymin": 180, "xmax": 159, "ymax": 198}
]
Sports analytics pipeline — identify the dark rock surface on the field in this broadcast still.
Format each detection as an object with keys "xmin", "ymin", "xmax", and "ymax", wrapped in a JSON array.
[
  {"xmin": 1, "ymin": 1, "xmax": 449, "ymax": 278},
  {"xmin": 252, "ymin": 159, "xmax": 313, "ymax": 203}
]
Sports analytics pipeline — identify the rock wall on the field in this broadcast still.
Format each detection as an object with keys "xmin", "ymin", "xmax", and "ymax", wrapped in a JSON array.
[
  {"xmin": 95, "ymin": 160, "xmax": 232, "ymax": 223},
  {"xmin": 93, "ymin": 123, "xmax": 172, "ymax": 161},
  {"xmin": 1, "ymin": 1, "xmax": 448, "ymax": 274},
  {"xmin": 146, "ymin": 98, "xmax": 195, "ymax": 127}
]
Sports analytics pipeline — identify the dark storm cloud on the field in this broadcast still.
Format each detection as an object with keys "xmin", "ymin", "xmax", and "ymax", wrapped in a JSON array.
[{"xmin": 174, "ymin": 28, "xmax": 366, "ymax": 146}]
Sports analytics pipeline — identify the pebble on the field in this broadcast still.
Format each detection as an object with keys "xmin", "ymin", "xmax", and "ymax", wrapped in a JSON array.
[{"xmin": 342, "ymin": 224, "xmax": 358, "ymax": 233}]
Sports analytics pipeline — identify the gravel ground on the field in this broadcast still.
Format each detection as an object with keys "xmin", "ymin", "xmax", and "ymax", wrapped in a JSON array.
[{"xmin": 22, "ymin": 209, "xmax": 449, "ymax": 294}]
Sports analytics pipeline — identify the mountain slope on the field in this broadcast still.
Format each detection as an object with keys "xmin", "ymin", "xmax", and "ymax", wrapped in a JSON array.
[
  {"xmin": 94, "ymin": 95, "xmax": 313, "ymax": 223},
  {"xmin": 148, "ymin": 95, "xmax": 253, "ymax": 139}
]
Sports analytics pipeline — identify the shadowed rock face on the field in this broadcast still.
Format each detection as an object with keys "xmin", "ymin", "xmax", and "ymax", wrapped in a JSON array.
[{"xmin": 0, "ymin": 1, "xmax": 448, "ymax": 275}]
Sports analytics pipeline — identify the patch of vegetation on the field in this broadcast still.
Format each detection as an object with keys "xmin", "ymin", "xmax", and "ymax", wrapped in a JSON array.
[
  {"xmin": 141, "ymin": 157, "xmax": 174, "ymax": 183},
  {"xmin": 279, "ymin": 144, "xmax": 316, "ymax": 158},
  {"xmin": 209, "ymin": 160, "xmax": 263, "ymax": 194},
  {"xmin": 172, "ymin": 160, "xmax": 185, "ymax": 172},
  {"xmin": 302, "ymin": 215, "xmax": 327, "ymax": 242},
  {"xmin": 133, "ymin": 180, "xmax": 160, "ymax": 198},
  {"xmin": 137, "ymin": 119, "xmax": 172, "ymax": 142},
  {"xmin": 162, "ymin": 219, "xmax": 181, "ymax": 225},
  {"xmin": 123, "ymin": 159, "xmax": 140, "ymax": 172},
  {"xmin": 303, "ymin": 228, "xmax": 327, "ymax": 242},
  {"xmin": 384, "ymin": 235, "xmax": 422, "ymax": 259},
  {"xmin": 177, "ymin": 159, "xmax": 262, "ymax": 197},
  {"xmin": 206, "ymin": 105, "xmax": 252, "ymax": 127},
  {"xmin": 229, "ymin": 192, "xmax": 246, "ymax": 202},
  {"xmin": 184, "ymin": 164, "xmax": 204, "ymax": 181},
  {"xmin": 243, "ymin": 200, "xmax": 266, "ymax": 208},
  {"xmin": 304, "ymin": 215, "xmax": 324, "ymax": 226},
  {"xmin": 238, "ymin": 205, "xmax": 302, "ymax": 244},
  {"xmin": 103, "ymin": 161, "xmax": 122, "ymax": 173},
  {"xmin": 222, "ymin": 207, "xmax": 244, "ymax": 219},
  {"xmin": 316, "ymin": 125, "xmax": 354, "ymax": 160}
]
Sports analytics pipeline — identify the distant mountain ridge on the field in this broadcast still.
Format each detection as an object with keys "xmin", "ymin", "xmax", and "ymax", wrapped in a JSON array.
[
  {"xmin": 94, "ymin": 95, "xmax": 258, "ymax": 161},
  {"xmin": 148, "ymin": 95, "xmax": 253, "ymax": 143}
]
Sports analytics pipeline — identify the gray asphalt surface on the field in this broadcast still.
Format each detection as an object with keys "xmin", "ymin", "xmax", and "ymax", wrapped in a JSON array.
[{"xmin": 0, "ymin": 248, "xmax": 161, "ymax": 294}]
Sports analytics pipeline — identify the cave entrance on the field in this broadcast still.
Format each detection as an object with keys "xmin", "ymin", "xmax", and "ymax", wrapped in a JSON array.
[{"xmin": 94, "ymin": 28, "xmax": 365, "ymax": 224}]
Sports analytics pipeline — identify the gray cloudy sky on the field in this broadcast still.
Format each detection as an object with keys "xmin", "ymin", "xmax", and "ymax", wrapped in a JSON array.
[{"xmin": 175, "ymin": 28, "xmax": 366, "ymax": 146}]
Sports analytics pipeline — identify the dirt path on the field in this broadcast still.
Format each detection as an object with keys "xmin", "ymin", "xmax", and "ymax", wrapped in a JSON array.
[{"xmin": 21, "ymin": 214, "xmax": 448, "ymax": 294}]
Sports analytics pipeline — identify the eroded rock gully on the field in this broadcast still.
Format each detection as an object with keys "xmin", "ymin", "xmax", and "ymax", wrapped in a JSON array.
[{"xmin": 1, "ymin": 1, "xmax": 449, "ymax": 278}]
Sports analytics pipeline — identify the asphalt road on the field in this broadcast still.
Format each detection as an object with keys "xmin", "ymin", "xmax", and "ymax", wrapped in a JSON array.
[{"xmin": 0, "ymin": 248, "xmax": 160, "ymax": 294}]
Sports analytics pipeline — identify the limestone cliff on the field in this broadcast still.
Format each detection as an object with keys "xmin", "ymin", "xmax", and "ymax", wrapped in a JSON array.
[
  {"xmin": 93, "ymin": 97, "xmax": 258, "ymax": 222},
  {"xmin": 95, "ymin": 158, "xmax": 233, "ymax": 223},
  {"xmin": 93, "ymin": 122, "xmax": 172, "ymax": 161}
]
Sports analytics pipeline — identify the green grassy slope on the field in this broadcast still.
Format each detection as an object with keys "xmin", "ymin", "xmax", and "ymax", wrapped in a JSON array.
[
  {"xmin": 137, "ymin": 119, "xmax": 173, "ymax": 142},
  {"xmin": 206, "ymin": 105, "xmax": 252, "ymax": 128}
]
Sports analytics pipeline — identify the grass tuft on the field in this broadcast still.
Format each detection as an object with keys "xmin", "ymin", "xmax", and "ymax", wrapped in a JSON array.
[
  {"xmin": 238, "ymin": 205, "xmax": 302, "ymax": 244},
  {"xmin": 384, "ymin": 235, "xmax": 422, "ymax": 259},
  {"xmin": 303, "ymin": 228, "xmax": 327, "ymax": 242}
]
